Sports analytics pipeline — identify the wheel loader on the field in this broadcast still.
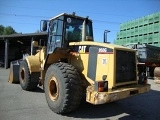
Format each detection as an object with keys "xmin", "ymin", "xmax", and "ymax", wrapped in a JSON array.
[{"xmin": 9, "ymin": 13, "xmax": 150, "ymax": 114}]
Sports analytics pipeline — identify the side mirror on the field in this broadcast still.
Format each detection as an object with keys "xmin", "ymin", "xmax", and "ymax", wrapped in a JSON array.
[{"xmin": 40, "ymin": 20, "xmax": 48, "ymax": 31}]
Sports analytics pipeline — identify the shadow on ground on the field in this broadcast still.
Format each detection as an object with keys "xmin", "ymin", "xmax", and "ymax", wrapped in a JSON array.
[
  {"xmin": 65, "ymin": 90, "xmax": 160, "ymax": 120},
  {"xmin": 31, "ymin": 86, "xmax": 44, "ymax": 93}
]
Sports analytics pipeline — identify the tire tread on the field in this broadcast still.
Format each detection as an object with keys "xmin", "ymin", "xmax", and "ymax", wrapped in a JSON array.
[{"xmin": 45, "ymin": 62, "xmax": 82, "ymax": 114}]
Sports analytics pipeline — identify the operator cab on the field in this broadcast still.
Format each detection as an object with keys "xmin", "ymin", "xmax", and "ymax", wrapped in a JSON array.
[{"xmin": 41, "ymin": 13, "xmax": 93, "ymax": 54}]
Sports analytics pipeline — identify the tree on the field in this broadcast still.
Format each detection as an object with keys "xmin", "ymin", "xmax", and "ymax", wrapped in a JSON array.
[
  {"xmin": 0, "ymin": 25, "xmax": 17, "ymax": 35},
  {"xmin": 0, "ymin": 25, "xmax": 4, "ymax": 35},
  {"xmin": 3, "ymin": 26, "xmax": 16, "ymax": 35}
]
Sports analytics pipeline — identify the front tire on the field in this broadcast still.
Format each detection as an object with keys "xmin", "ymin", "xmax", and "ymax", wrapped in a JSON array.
[
  {"xmin": 19, "ymin": 60, "xmax": 39, "ymax": 91},
  {"xmin": 44, "ymin": 63, "xmax": 82, "ymax": 114}
]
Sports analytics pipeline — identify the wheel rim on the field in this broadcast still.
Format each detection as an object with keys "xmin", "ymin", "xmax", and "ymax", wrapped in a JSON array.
[
  {"xmin": 48, "ymin": 77, "xmax": 59, "ymax": 101},
  {"xmin": 21, "ymin": 68, "xmax": 25, "ymax": 83}
]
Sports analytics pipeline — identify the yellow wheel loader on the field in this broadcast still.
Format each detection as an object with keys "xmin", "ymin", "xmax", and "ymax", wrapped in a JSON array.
[{"xmin": 9, "ymin": 13, "xmax": 150, "ymax": 114}]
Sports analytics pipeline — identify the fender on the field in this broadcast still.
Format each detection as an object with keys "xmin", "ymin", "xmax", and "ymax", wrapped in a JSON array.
[{"xmin": 25, "ymin": 56, "xmax": 41, "ymax": 73}]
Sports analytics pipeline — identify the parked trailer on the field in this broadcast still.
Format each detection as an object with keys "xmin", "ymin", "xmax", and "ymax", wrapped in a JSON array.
[{"xmin": 125, "ymin": 43, "xmax": 160, "ymax": 83}]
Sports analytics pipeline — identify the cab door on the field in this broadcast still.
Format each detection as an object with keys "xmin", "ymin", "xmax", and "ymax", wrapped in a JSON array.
[{"xmin": 47, "ymin": 19, "xmax": 63, "ymax": 54}]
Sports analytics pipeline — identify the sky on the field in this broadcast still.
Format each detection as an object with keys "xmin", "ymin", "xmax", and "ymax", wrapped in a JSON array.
[{"xmin": 0, "ymin": 0, "xmax": 160, "ymax": 43}]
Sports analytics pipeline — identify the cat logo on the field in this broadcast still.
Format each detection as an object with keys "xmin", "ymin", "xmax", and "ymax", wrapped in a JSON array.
[{"xmin": 79, "ymin": 46, "xmax": 87, "ymax": 53}]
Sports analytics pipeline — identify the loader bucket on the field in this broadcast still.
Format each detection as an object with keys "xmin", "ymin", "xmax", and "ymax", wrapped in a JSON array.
[
  {"xmin": 8, "ymin": 60, "xmax": 22, "ymax": 83},
  {"xmin": 154, "ymin": 67, "xmax": 160, "ymax": 84}
]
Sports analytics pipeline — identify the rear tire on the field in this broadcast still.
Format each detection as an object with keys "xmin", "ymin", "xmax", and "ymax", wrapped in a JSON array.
[
  {"xmin": 19, "ymin": 60, "xmax": 39, "ymax": 91},
  {"xmin": 44, "ymin": 63, "xmax": 82, "ymax": 114}
]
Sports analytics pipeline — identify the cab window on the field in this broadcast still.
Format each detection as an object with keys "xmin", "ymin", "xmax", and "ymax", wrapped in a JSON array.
[{"xmin": 65, "ymin": 17, "xmax": 93, "ymax": 42}]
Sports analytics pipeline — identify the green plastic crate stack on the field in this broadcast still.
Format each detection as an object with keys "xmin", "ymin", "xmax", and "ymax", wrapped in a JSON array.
[{"xmin": 114, "ymin": 12, "xmax": 160, "ymax": 46}]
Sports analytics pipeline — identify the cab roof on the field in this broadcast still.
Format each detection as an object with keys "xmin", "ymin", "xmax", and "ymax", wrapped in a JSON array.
[{"xmin": 49, "ymin": 13, "xmax": 92, "ymax": 22}]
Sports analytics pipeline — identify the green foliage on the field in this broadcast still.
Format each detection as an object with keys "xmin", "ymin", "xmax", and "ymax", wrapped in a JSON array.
[
  {"xmin": 0, "ymin": 25, "xmax": 17, "ymax": 35},
  {"xmin": 0, "ymin": 25, "xmax": 4, "ymax": 35}
]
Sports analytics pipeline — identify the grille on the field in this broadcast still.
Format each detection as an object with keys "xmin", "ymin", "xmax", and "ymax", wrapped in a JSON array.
[{"xmin": 116, "ymin": 50, "xmax": 136, "ymax": 83}]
